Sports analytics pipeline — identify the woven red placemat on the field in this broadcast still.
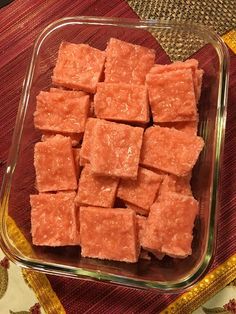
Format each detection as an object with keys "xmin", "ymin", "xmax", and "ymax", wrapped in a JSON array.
[{"xmin": 0, "ymin": 1, "xmax": 235, "ymax": 313}]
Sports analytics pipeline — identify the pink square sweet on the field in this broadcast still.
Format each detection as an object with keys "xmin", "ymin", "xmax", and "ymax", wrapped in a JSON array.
[
  {"xmin": 34, "ymin": 135, "xmax": 77, "ymax": 192},
  {"xmin": 30, "ymin": 192, "xmax": 80, "ymax": 246},
  {"xmin": 52, "ymin": 42, "xmax": 106, "ymax": 93},
  {"xmin": 175, "ymin": 174, "xmax": 192, "ymax": 195},
  {"xmin": 50, "ymin": 87, "xmax": 96, "ymax": 117},
  {"xmin": 141, "ymin": 193, "xmax": 199, "ymax": 257},
  {"xmin": 80, "ymin": 206, "xmax": 138, "ymax": 262},
  {"xmin": 49, "ymin": 87, "xmax": 87, "ymax": 98},
  {"xmin": 155, "ymin": 120, "xmax": 198, "ymax": 136},
  {"xmin": 140, "ymin": 126, "xmax": 204, "ymax": 176},
  {"xmin": 94, "ymin": 83, "xmax": 149, "ymax": 123},
  {"xmin": 34, "ymin": 91, "xmax": 90, "ymax": 134},
  {"xmin": 136, "ymin": 215, "xmax": 164, "ymax": 260},
  {"xmin": 118, "ymin": 167, "xmax": 162, "ymax": 212},
  {"xmin": 90, "ymin": 120, "xmax": 144, "ymax": 179},
  {"xmin": 158, "ymin": 174, "xmax": 192, "ymax": 200},
  {"xmin": 149, "ymin": 59, "xmax": 203, "ymax": 102},
  {"xmin": 146, "ymin": 69, "xmax": 197, "ymax": 123},
  {"xmin": 158, "ymin": 175, "xmax": 176, "ymax": 199},
  {"xmin": 41, "ymin": 131, "xmax": 83, "ymax": 147},
  {"xmin": 105, "ymin": 38, "xmax": 155, "ymax": 85},
  {"xmin": 79, "ymin": 118, "xmax": 102, "ymax": 165},
  {"xmin": 136, "ymin": 215, "xmax": 147, "ymax": 242},
  {"xmin": 80, "ymin": 118, "xmax": 103, "ymax": 166},
  {"xmin": 75, "ymin": 164, "xmax": 119, "ymax": 208}
]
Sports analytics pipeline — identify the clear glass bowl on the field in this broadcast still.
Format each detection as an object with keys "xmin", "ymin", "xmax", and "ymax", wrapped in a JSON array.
[{"xmin": 0, "ymin": 17, "xmax": 229, "ymax": 292}]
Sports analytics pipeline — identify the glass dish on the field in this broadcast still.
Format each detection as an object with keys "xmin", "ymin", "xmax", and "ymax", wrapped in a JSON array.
[{"xmin": 0, "ymin": 17, "xmax": 229, "ymax": 292}]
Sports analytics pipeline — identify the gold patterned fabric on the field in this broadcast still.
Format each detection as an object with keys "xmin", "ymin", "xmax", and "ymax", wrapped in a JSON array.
[
  {"xmin": 6, "ymin": 216, "xmax": 66, "ymax": 314},
  {"xmin": 126, "ymin": 0, "xmax": 236, "ymax": 60},
  {"xmin": 222, "ymin": 29, "xmax": 236, "ymax": 54},
  {"xmin": 161, "ymin": 255, "xmax": 236, "ymax": 313}
]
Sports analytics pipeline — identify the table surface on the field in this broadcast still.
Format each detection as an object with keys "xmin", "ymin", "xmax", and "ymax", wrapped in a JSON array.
[{"xmin": 0, "ymin": 1, "xmax": 235, "ymax": 313}]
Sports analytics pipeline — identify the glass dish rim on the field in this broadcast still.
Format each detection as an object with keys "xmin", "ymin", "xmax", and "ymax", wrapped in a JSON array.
[{"xmin": 0, "ymin": 16, "xmax": 229, "ymax": 292}]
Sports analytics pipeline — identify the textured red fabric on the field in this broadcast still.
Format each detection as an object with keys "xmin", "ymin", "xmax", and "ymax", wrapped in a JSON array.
[{"xmin": 0, "ymin": 1, "xmax": 235, "ymax": 313}]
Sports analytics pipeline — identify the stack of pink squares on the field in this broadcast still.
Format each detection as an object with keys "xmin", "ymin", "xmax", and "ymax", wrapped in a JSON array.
[{"xmin": 31, "ymin": 38, "xmax": 204, "ymax": 263}]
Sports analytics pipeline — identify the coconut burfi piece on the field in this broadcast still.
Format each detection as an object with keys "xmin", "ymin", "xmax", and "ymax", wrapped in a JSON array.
[
  {"xmin": 146, "ymin": 69, "xmax": 197, "ymax": 123},
  {"xmin": 30, "ymin": 192, "xmax": 80, "ymax": 246},
  {"xmin": 158, "ymin": 174, "xmax": 192, "ymax": 199},
  {"xmin": 136, "ymin": 215, "xmax": 146, "ymax": 242},
  {"xmin": 136, "ymin": 215, "xmax": 150, "ymax": 260},
  {"xmin": 150, "ymin": 59, "xmax": 198, "ymax": 75},
  {"xmin": 34, "ymin": 135, "xmax": 77, "ymax": 192},
  {"xmin": 75, "ymin": 164, "xmax": 119, "ymax": 208},
  {"xmin": 136, "ymin": 215, "xmax": 164, "ymax": 260},
  {"xmin": 94, "ymin": 83, "xmax": 149, "ymax": 123},
  {"xmin": 140, "ymin": 126, "xmax": 204, "ymax": 176},
  {"xmin": 155, "ymin": 120, "xmax": 198, "ymax": 136},
  {"xmin": 90, "ymin": 121, "xmax": 144, "ymax": 179},
  {"xmin": 49, "ymin": 87, "xmax": 87, "ymax": 98},
  {"xmin": 80, "ymin": 206, "xmax": 138, "ymax": 262},
  {"xmin": 34, "ymin": 91, "xmax": 90, "ymax": 134},
  {"xmin": 52, "ymin": 42, "xmax": 106, "ymax": 93},
  {"xmin": 175, "ymin": 173, "xmax": 192, "ymax": 195},
  {"xmin": 41, "ymin": 131, "xmax": 83, "ymax": 147},
  {"xmin": 80, "ymin": 118, "xmax": 102, "ymax": 165},
  {"xmin": 158, "ymin": 175, "xmax": 176, "ymax": 198},
  {"xmin": 73, "ymin": 148, "xmax": 81, "ymax": 180},
  {"xmin": 149, "ymin": 59, "xmax": 203, "ymax": 102},
  {"xmin": 105, "ymin": 38, "xmax": 155, "ymax": 85},
  {"xmin": 118, "ymin": 167, "xmax": 162, "ymax": 213},
  {"xmin": 141, "ymin": 193, "xmax": 199, "ymax": 258},
  {"xmin": 50, "ymin": 87, "xmax": 95, "ymax": 117}
]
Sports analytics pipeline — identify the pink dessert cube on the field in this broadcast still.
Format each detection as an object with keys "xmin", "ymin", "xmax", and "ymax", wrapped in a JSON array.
[
  {"xmin": 136, "ymin": 215, "xmax": 147, "ymax": 242},
  {"xmin": 155, "ymin": 120, "xmax": 198, "ymax": 136},
  {"xmin": 136, "ymin": 215, "xmax": 150, "ymax": 260},
  {"xmin": 49, "ymin": 87, "xmax": 87, "ymax": 98},
  {"xmin": 90, "ymin": 120, "xmax": 144, "ymax": 179},
  {"xmin": 34, "ymin": 135, "xmax": 77, "ymax": 192},
  {"xmin": 41, "ymin": 131, "xmax": 83, "ymax": 147},
  {"xmin": 34, "ymin": 91, "xmax": 90, "ymax": 134},
  {"xmin": 146, "ymin": 69, "xmax": 197, "ymax": 123},
  {"xmin": 175, "ymin": 174, "xmax": 192, "ymax": 195},
  {"xmin": 118, "ymin": 167, "xmax": 162, "ymax": 213},
  {"xmin": 158, "ymin": 173, "xmax": 192, "ymax": 199},
  {"xmin": 52, "ymin": 42, "xmax": 106, "ymax": 93},
  {"xmin": 75, "ymin": 164, "xmax": 119, "ymax": 208},
  {"xmin": 158, "ymin": 175, "xmax": 175, "ymax": 199},
  {"xmin": 94, "ymin": 83, "xmax": 149, "ymax": 123},
  {"xmin": 105, "ymin": 38, "xmax": 155, "ymax": 85},
  {"xmin": 30, "ymin": 192, "xmax": 79, "ymax": 246},
  {"xmin": 136, "ymin": 215, "xmax": 164, "ymax": 260},
  {"xmin": 149, "ymin": 59, "xmax": 203, "ymax": 102},
  {"xmin": 141, "ymin": 193, "xmax": 199, "ymax": 258},
  {"xmin": 80, "ymin": 206, "xmax": 138, "ymax": 262},
  {"xmin": 140, "ymin": 126, "xmax": 204, "ymax": 176},
  {"xmin": 80, "ymin": 118, "xmax": 102, "ymax": 165}
]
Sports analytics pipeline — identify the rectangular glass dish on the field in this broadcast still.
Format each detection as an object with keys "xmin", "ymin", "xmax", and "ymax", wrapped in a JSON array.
[{"xmin": 0, "ymin": 17, "xmax": 229, "ymax": 292}]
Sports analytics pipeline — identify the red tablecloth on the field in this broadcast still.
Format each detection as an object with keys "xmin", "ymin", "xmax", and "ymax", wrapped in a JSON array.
[{"xmin": 0, "ymin": 1, "xmax": 235, "ymax": 313}]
